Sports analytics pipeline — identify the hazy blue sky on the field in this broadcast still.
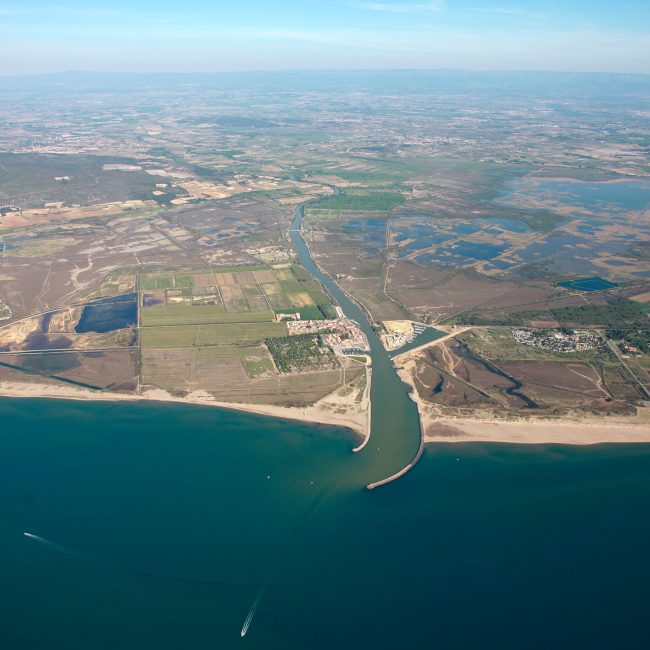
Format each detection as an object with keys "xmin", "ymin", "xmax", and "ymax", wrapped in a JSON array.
[{"xmin": 1, "ymin": 1, "xmax": 649, "ymax": 75}]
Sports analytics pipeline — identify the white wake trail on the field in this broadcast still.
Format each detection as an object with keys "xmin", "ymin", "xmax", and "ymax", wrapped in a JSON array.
[
  {"xmin": 240, "ymin": 584, "xmax": 266, "ymax": 637},
  {"xmin": 23, "ymin": 531, "xmax": 69, "ymax": 552}
]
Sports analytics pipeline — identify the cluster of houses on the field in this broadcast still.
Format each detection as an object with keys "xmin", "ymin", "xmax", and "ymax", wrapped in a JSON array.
[
  {"xmin": 287, "ymin": 319, "xmax": 369, "ymax": 355},
  {"xmin": 0, "ymin": 300, "xmax": 11, "ymax": 322},
  {"xmin": 513, "ymin": 328, "xmax": 601, "ymax": 353}
]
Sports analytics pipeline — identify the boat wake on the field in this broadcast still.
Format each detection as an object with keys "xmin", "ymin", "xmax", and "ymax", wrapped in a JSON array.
[
  {"xmin": 240, "ymin": 584, "xmax": 266, "ymax": 637},
  {"xmin": 239, "ymin": 484, "xmax": 335, "ymax": 639},
  {"xmin": 23, "ymin": 531, "xmax": 70, "ymax": 553}
]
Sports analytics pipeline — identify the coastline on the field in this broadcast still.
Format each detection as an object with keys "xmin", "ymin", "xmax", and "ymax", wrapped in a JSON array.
[
  {"xmin": 0, "ymin": 379, "xmax": 369, "ymax": 440},
  {"xmin": 424, "ymin": 414, "xmax": 650, "ymax": 445},
  {"xmin": 394, "ymin": 353, "xmax": 650, "ymax": 446}
]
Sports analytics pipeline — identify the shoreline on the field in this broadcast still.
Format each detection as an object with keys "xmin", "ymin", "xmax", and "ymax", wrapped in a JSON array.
[
  {"xmin": 394, "ymin": 353, "xmax": 650, "ymax": 446},
  {"xmin": 424, "ymin": 414, "xmax": 650, "ymax": 445},
  {"xmin": 0, "ymin": 380, "xmax": 369, "ymax": 440}
]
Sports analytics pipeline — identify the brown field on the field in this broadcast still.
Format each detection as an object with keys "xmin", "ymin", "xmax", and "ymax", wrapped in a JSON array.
[
  {"xmin": 234, "ymin": 271, "xmax": 257, "ymax": 284},
  {"xmin": 388, "ymin": 266, "xmax": 522, "ymax": 321},
  {"xmin": 498, "ymin": 360, "xmax": 607, "ymax": 396},
  {"xmin": 219, "ymin": 284, "xmax": 244, "ymax": 300},
  {"xmin": 215, "ymin": 272, "xmax": 236, "ymax": 286},
  {"xmin": 253, "ymin": 269, "xmax": 276, "ymax": 283},
  {"xmin": 247, "ymin": 296, "xmax": 269, "ymax": 311},
  {"xmin": 193, "ymin": 272, "xmax": 217, "ymax": 288}
]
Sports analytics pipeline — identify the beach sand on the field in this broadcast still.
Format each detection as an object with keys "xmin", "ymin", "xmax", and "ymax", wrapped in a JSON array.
[
  {"xmin": 0, "ymin": 377, "xmax": 370, "ymax": 440},
  {"xmin": 394, "ymin": 350, "xmax": 650, "ymax": 446},
  {"xmin": 424, "ymin": 414, "xmax": 650, "ymax": 445}
]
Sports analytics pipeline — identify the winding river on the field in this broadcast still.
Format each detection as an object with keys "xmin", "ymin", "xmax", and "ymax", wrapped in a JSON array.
[{"xmin": 290, "ymin": 203, "xmax": 423, "ymax": 488}]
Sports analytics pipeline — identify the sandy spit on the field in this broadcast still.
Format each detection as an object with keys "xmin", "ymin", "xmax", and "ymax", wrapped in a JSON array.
[{"xmin": 424, "ymin": 415, "xmax": 650, "ymax": 445}]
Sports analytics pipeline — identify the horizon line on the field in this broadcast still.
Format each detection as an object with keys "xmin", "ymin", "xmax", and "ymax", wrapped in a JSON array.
[{"xmin": 1, "ymin": 67, "xmax": 650, "ymax": 79}]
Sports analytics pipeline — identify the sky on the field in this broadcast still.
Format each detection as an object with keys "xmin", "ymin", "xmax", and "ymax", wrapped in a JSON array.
[{"xmin": 1, "ymin": 1, "xmax": 649, "ymax": 75}]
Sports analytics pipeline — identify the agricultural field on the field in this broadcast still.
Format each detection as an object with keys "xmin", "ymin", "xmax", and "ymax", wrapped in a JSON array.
[
  {"xmin": 138, "ymin": 264, "xmax": 355, "ymax": 404},
  {"xmin": 140, "ymin": 264, "xmax": 336, "ymax": 323}
]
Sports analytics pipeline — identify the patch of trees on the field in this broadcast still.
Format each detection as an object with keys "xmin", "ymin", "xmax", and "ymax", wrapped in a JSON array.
[
  {"xmin": 606, "ymin": 326, "xmax": 650, "ymax": 354},
  {"xmin": 265, "ymin": 334, "xmax": 337, "ymax": 374},
  {"xmin": 551, "ymin": 299, "xmax": 644, "ymax": 326}
]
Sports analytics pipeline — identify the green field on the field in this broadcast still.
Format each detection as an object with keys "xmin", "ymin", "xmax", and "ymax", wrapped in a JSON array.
[
  {"xmin": 141, "ymin": 322, "xmax": 286, "ymax": 348},
  {"xmin": 141, "ymin": 304, "xmax": 274, "ymax": 326},
  {"xmin": 307, "ymin": 190, "xmax": 404, "ymax": 212},
  {"xmin": 142, "ymin": 275, "xmax": 175, "ymax": 291}
]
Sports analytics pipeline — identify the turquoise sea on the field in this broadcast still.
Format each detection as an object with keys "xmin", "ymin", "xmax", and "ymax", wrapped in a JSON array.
[{"xmin": 1, "ymin": 397, "xmax": 650, "ymax": 649}]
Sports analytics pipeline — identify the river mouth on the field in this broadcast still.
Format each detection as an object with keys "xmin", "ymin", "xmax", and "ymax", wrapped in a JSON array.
[{"xmin": 290, "ymin": 202, "xmax": 423, "ymax": 487}]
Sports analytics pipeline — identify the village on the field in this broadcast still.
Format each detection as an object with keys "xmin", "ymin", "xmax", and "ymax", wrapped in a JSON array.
[
  {"xmin": 513, "ymin": 328, "xmax": 602, "ymax": 353},
  {"xmin": 287, "ymin": 318, "xmax": 370, "ymax": 356}
]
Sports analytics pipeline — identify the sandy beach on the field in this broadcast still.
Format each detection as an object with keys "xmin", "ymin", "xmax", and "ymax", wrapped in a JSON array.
[
  {"xmin": 394, "ymin": 349, "xmax": 650, "ymax": 446},
  {"xmin": 424, "ymin": 413, "xmax": 650, "ymax": 445},
  {"xmin": 0, "ymin": 378, "xmax": 370, "ymax": 440}
]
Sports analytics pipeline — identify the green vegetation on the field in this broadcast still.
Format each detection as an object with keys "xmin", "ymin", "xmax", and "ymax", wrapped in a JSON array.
[
  {"xmin": 308, "ymin": 191, "xmax": 404, "ymax": 212},
  {"xmin": 606, "ymin": 326, "xmax": 650, "ymax": 354},
  {"xmin": 242, "ymin": 352, "xmax": 275, "ymax": 378},
  {"xmin": 455, "ymin": 299, "xmax": 648, "ymax": 329},
  {"xmin": 141, "ymin": 304, "xmax": 273, "ymax": 326},
  {"xmin": 552, "ymin": 299, "xmax": 645, "ymax": 326},
  {"xmin": 522, "ymin": 210, "xmax": 567, "ymax": 232},
  {"xmin": 265, "ymin": 334, "xmax": 338, "ymax": 374},
  {"xmin": 454, "ymin": 312, "xmax": 527, "ymax": 326},
  {"xmin": 0, "ymin": 300, "xmax": 11, "ymax": 320},
  {"xmin": 141, "ymin": 322, "xmax": 286, "ymax": 348},
  {"xmin": 296, "ymin": 304, "xmax": 338, "ymax": 320},
  {"xmin": 309, "ymin": 167, "xmax": 403, "ymax": 184},
  {"xmin": 173, "ymin": 274, "xmax": 195, "ymax": 288},
  {"xmin": 142, "ymin": 275, "xmax": 175, "ymax": 291}
]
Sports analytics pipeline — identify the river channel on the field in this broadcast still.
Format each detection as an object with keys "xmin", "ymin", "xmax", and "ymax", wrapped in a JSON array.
[{"xmin": 290, "ymin": 203, "xmax": 423, "ymax": 488}]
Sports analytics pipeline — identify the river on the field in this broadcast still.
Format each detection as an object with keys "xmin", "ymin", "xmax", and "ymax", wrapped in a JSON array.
[{"xmin": 290, "ymin": 203, "xmax": 422, "ymax": 487}]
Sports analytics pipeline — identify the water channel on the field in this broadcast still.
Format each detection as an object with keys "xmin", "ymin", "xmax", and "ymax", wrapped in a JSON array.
[{"xmin": 290, "ymin": 203, "xmax": 423, "ymax": 488}]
